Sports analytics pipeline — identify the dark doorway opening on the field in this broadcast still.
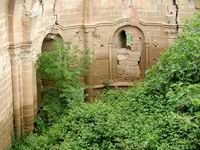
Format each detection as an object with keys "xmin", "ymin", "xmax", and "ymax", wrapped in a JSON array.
[{"xmin": 119, "ymin": 30, "xmax": 127, "ymax": 48}]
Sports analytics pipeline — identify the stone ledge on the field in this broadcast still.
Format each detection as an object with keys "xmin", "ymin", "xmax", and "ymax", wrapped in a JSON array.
[{"xmin": 55, "ymin": 18, "xmax": 178, "ymax": 31}]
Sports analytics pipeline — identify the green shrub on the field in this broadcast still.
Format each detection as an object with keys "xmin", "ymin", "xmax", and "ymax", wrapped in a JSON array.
[
  {"xmin": 37, "ymin": 41, "xmax": 90, "ymax": 102},
  {"xmin": 36, "ymin": 41, "xmax": 90, "ymax": 131}
]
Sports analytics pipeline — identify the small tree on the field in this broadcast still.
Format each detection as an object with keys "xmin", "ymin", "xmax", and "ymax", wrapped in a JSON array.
[{"xmin": 37, "ymin": 40, "xmax": 91, "ymax": 103}]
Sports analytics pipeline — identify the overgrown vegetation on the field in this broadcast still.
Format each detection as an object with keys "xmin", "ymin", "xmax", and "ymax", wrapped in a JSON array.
[
  {"xmin": 37, "ymin": 41, "xmax": 90, "ymax": 102},
  {"xmin": 12, "ymin": 13, "xmax": 200, "ymax": 150}
]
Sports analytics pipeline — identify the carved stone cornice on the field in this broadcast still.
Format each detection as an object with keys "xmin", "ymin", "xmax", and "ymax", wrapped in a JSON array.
[
  {"xmin": 0, "ymin": 18, "xmax": 180, "ymax": 56},
  {"xmin": 55, "ymin": 18, "xmax": 178, "ymax": 31}
]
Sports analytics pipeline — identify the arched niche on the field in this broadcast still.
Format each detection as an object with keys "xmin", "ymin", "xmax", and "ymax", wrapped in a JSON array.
[
  {"xmin": 42, "ymin": 33, "xmax": 63, "ymax": 52},
  {"xmin": 37, "ymin": 33, "xmax": 63, "ymax": 110},
  {"xmin": 112, "ymin": 25, "xmax": 146, "ymax": 83},
  {"xmin": 118, "ymin": 30, "xmax": 132, "ymax": 49}
]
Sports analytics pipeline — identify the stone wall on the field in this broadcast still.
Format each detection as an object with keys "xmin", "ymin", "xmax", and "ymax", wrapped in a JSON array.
[
  {"xmin": 0, "ymin": 0, "xmax": 199, "ymax": 149},
  {"xmin": 0, "ymin": 0, "xmax": 14, "ymax": 149},
  {"xmin": 0, "ymin": 49, "xmax": 13, "ymax": 149}
]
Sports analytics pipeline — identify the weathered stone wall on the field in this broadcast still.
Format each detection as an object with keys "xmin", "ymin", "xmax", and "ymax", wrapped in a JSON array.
[
  {"xmin": 0, "ymin": 50, "xmax": 13, "ymax": 149},
  {"xmin": 0, "ymin": 0, "xmax": 14, "ymax": 149},
  {"xmin": 0, "ymin": 0, "xmax": 199, "ymax": 149}
]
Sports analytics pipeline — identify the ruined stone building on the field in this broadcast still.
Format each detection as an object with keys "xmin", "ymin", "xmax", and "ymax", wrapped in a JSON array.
[{"xmin": 0, "ymin": 0, "xmax": 199, "ymax": 149}]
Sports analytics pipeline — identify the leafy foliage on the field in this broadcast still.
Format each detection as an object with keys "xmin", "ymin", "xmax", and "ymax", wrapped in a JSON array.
[
  {"xmin": 12, "ymin": 13, "xmax": 200, "ymax": 150},
  {"xmin": 37, "ymin": 40, "xmax": 90, "ymax": 102},
  {"xmin": 35, "ymin": 41, "xmax": 90, "ymax": 131}
]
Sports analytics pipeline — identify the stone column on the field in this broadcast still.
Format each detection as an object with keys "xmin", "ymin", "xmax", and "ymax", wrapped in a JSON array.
[
  {"xmin": 31, "ymin": 44, "xmax": 39, "ymax": 116},
  {"xmin": 84, "ymin": 28, "xmax": 94, "ymax": 101},
  {"xmin": 164, "ymin": 25, "xmax": 178, "ymax": 47},
  {"xmin": 83, "ymin": 0, "xmax": 94, "ymax": 101},
  {"xmin": 32, "ymin": 57, "xmax": 39, "ymax": 116},
  {"xmin": 167, "ymin": 32, "xmax": 178, "ymax": 46},
  {"xmin": 21, "ymin": 49, "xmax": 34, "ymax": 134},
  {"xmin": 145, "ymin": 43, "xmax": 149, "ymax": 69},
  {"xmin": 10, "ymin": 48, "xmax": 23, "ymax": 139},
  {"xmin": 112, "ymin": 43, "xmax": 118, "ymax": 83},
  {"xmin": 108, "ymin": 42, "xmax": 113, "ymax": 82}
]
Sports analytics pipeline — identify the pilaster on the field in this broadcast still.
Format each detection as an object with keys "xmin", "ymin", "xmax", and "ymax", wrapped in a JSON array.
[
  {"xmin": 21, "ymin": 48, "xmax": 34, "ymax": 134},
  {"xmin": 10, "ymin": 48, "xmax": 23, "ymax": 139}
]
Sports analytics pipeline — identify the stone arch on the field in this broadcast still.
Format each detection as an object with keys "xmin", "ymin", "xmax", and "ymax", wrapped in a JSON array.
[
  {"xmin": 0, "ymin": 0, "xmax": 22, "ymax": 147},
  {"xmin": 112, "ymin": 25, "xmax": 146, "ymax": 83},
  {"xmin": 9, "ymin": 0, "xmax": 49, "ymax": 137},
  {"xmin": 36, "ymin": 33, "xmax": 64, "ymax": 110},
  {"xmin": 8, "ymin": 0, "xmax": 51, "ymax": 138},
  {"xmin": 8, "ymin": 0, "xmax": 35, "ymax": 140},
  {"xmin": 42, "ymin": 33, "xmax": 63, "ymax": 52}
]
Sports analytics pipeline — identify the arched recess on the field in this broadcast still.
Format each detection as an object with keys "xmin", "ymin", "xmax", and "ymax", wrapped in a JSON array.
[
  {"xmin": 112, "ymin": 25, "xmax": 146, "ymax": 84},
  {"xmin": 36, "ymin": 33, "xmax": 63, "ymax": 110},
  {"xmin": 7, "ymin": 0, "xmax": 64, "ymax": 140},
  {"xmin": 42, "ymin": 33, "xmax": 63, "ymax": 52}
]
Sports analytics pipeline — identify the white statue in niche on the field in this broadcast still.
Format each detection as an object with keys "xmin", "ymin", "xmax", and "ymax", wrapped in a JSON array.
[{"xmin": 24, "ymin": 0, "xmax": 43, "ymax": 17}]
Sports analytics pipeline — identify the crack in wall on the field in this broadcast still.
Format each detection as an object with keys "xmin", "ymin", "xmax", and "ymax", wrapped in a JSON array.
[{"xmin": 172, "ymin": 0, "xmax": 179, "ymax": 31}]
